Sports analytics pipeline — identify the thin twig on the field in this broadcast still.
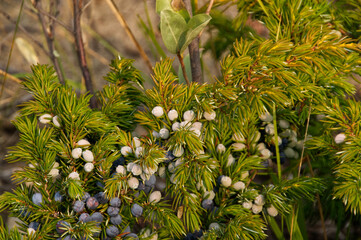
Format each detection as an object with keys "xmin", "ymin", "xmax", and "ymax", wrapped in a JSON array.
[
  {"xmin": 273, "ymin": 103, "xmax": 282, "ymax": 181},
  {"xmin": 105, "ymin": 0, "xmax": 153, "ymax": 72},
  {"xmin": 73, "ymin": 0, "xmax": 96, "ymax": 108},
  {"xmin": 185, "ymin": 0, "xmax": 214, "ymax": 84},
  {"xmin": 184, "ymin": 0, "xmax": 202, "ymax": 83},
  {"xmin": 33, "ymin": 0, "xmax": 65, "ymax": 84},
  {"xmin": 206, "ymin": 0, "xmax": 215, "ymax": 15},
  {"xmin": 0, "ymin": 9, "xmax": 49, "ymax": 57},
  {"xmin": 306, "ymin": 156, "xmax": 328, "ymax": 240},
  {"xmin": 27, "ymin": 6, "xmax": 73, "ymax": 33},
  {"xmin": 199, "ymin": 0, "xmax": 214, "ymax": 37},
  {"xmin": 298, "ymin": 98, "xmax": 313, "ymax": 177},
  {"xmin": 290, "ymin": 206, "xmax": 295, "ymax": 240},
  {"xmin": 0, "ymin": 69, "xmax": 22, "ymax": 84},
  {"xmin": 0, "ymin": 0, "xmax": 25, "ymax": 101},
  {"xmin": 177, "ymin": 53, "xmax": 190, "ymax": 85}
]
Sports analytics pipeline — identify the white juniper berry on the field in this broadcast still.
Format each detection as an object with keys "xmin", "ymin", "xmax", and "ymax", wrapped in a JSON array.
[
  {"xmin": 158, "ymin": 166, "xmax": 166, "ymax": 178},
  {"xmin": 76, "ymin": 139, "xmax": 90, "ymax": 148},
  {"xmin": 227, "ymin": 154, "xmax": 235, "ymax": 167},
  {"xmin": 209, "ymin": 222, "xmax": 220, "ymax": 230},
  {"xmin": 216, "ymin": 144, "xmax": 226, "ymax": 153},
  {"xmin": 143, "ymin": 166, "xmax": 157, "ymax": 175},
  {"xmin": 278, "ymin": 119, "xmax": 290, "ymax": 129},
  {"xmin": 284, "ymin": 147, "xmax": 296, "ymax": 158},
  {"xmin": 27, "ymin": 228, "xmax": 36, "ymax": 235},
  {"xmin": 128, "ymin": 177, "xmax": 139, "ymax": 189},
  {"xmin": 168, "ymin": 162, "xmax": 176, "ymax": 173},
  {"xmin": 252, "ymin": 204, "xmax": 263, "ymax": 214},
  {"xmin": 168, "ymin": 109, "xmax": 178, "ymax": 121},
  {"xmin": 132, "ymin": 137, "xmax": 141, "ymax": 148},
  {"xmin": 116, "ymin": 165, "xmax": 126, "ymax": 175},
  {"xmin": 127, "ymin": 162, "xmax": 135, "ymax": 172},
  {"xmin": 241, "ymin": 171, "xmax": 249, "ymax": 179},
  {"xmin": 180, "ymin": 121, "xmax": 191, "ymax": 128},
  {"xmin": 39, "ymin": 113, "xmax": 52, "ymax": 124},
  {"xmin": 191, "ymin": 122, "xmax": 202, "ymax": 134},
  {"xmin": 52, "ymin": 115, "xmax": 61, "ymax": 127},
  {"xmin": 84, "ymin": 163, "xmax": 94, "ymax": 172},
  {"xmin": 232, "ymin": 142, "xmax": 246, "ymax": 151},
  {"xmin": 265, "ymin": 123, "xmax": 275, "ymax": 135},
  {"xmin": 272, "ymin": 136, "xmax": 282, "ymax": 145},
  {"xmin": 149, "ymin": 191, "xmax": 162, "ymax": 203},
  {"xmin": 49, "ymin": 168, "xmax": 60, "ymax": 179},
  {"xmin": 232, "ymin": 132, "xmax": 245, "ymax": 142},
  {"xmin": 183, "ymin": 110, "xmax": 195, "ymax": 122},
  {"xmin": 232, "ymin": 181, "xmax": 245, "ymax": 191},
  {"xmin": 267, "ymin": 205, "xmax": 279, "ymax": 217},
  {"xmin": 260, "ymin": 148, "xmax": 272, "ymax": 159},
  {"xmin": 220, "ymin": 175, "xmax": 232, "ymax": 188},
  {"xmin": 159, "ymin": 128, "xmax": 170, "ymax": 139},
  {"xmin": 152, "ymin": 130, "xmax": 160, "ymax": 138},
  {"xmin": 203, "ymin": 111, "xmax": 216, "ymax": 121},
  {"xmin": 173, "ymin": 146, "xmax": 184, "ymax": 157},
  {"xmin": 121, "ymin": 146, "xmax": 132, "ymax": 156},
  {"xmin": 242, "ymin": 201, "xmax": 253, "ymax": 209},
  {"xmin": 151, "ymin": 106, "xmax": 164, "ymax": 118},
  {"xmin": 203, "ymin": 190, "xmax": 215, "ymax": 200},
  {"xmin": 172, "ymin": 122, "xmax": 180, "ymax": 131},
  {"xmin": 335, "ymin": 133, "xmax": 346, "ymax": 144},
  {"xmin": 170, "ymin": 173, "xmax": 178, "ymax": 184},
  {"xmin": 257, "ymin": 143, "xmax": 266, "ymax": 151},
  {"xmin": 252, "ymin": 131, "xmax": 261, "ymax": 142},
  {"xmin": 131, "ymin": 164, "xmax": 142, "ymax": 176},
  {"xmin": 68, "ymin": 171, "xmax": 80, "ymax": 180},
  {"xmin": 135, "ymin": 147, "xmax": 143, "ymax": 158},
  {"xmin": 254, "ymin": 195, "xmax": 266, "ymax": 206},
  {"xmin": 259, "ymin": 112, "xmax": 273, "ymax": 122},
  {"xmin": 82, "ymin": 150, "xmax": 94, "ymax": 162},
  {"xmin": 71, "ymin": 148, "xmax": 82, "ymax": 159}
]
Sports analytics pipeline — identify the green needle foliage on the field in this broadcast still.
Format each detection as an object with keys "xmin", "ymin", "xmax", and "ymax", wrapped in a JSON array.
[{"xmin": 1, "ymin": 0, "xmax": 361, "ymax": 239}]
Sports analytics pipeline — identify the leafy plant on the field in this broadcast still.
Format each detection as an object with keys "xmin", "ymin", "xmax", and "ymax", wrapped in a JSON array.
[{"xmin": 1, "ymin": 0, "xmax": 361, "ymax": 239}]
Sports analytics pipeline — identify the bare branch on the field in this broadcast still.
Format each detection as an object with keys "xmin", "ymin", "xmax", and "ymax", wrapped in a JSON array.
[
  {"xmin": 206, "ymin": 0, "xmax": 214, "ymax": 15},
  {"xmin": 73, "ymin": 0, "xmax": 96, "ymax": 108},
  {"xmin": 0, "ymin": 0, "xmax": 24, "ymax": 101},
  {"xmin": 27, "ymin": 5, "xmax": 73, "ymax": 33},
  {"xmin": 33, "ymin": 0, "xmax": 65, "ymax": 84},
  {"xmin": 105, "ymin": 0, "xmax": 153, "ymax": 72},
  {"xmin": 177, "ymin": 53, "xmax": 190, "ymax": 85},
  {"xmin": 184, "ymin": 0, "xmax": 202, "ymax": 83}
]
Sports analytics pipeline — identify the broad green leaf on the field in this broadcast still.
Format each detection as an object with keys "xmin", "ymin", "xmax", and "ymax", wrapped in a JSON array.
[
  {"xmin": 160, "ymin": 9, "xmax": 187, "ymax": 54},
  {"xmin": 178, "ymin": 14, "xmax": 212, "ymax": 53},
  {"xmin": 156, "ymin": 0, "xmax": 171, "ymax": 13}
]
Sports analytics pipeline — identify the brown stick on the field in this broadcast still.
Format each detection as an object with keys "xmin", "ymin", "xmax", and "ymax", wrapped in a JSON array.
[
  {"xmin": 33, "ymin": 0, "xmax": 65, "ymax": 85},
  {"xmin": 0, "ymin": 0, "xmax": 24, "ymax": 101},
  {"xmin": 27, "ymin": 5, "xmax": 73, "ymax": 33},
  {"xmin": 73, "ymin": 0, "xmax": 96, "ymax": 108},
  {"xmin": 105, "ymin": 0, "xmax": 153, "ymax": 72},
  {"xmin": 184, "ymin": 0, "xmax": 202, "ymax": 83},
  {"xmin": 185, "ymin": 0, "xmax": 215, "ymax": 84},
  {"xmin": 177, "ymin": 53, "xmax": 190, "ymax": 85},
  {"xmin": 306, "ymin": 156, "xmax": 328, "ymax": 240},
  {"xmin": 0, "ymin": 69, "xmax": 21, "ymax": 84}
]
